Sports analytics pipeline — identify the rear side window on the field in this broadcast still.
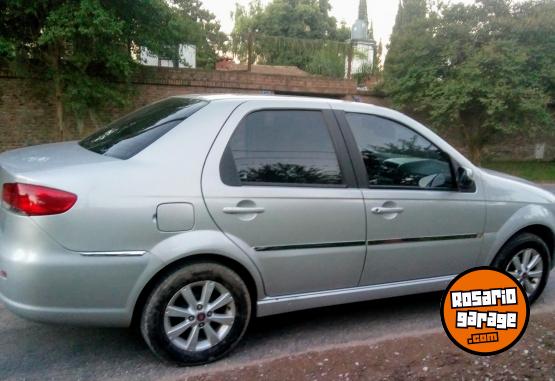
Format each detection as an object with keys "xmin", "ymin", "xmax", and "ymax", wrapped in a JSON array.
[
  {"xmin": 80, "ymin": 98, "xmax": 207, "ymax": 159},
  {"xmin": 224, "ymin": 110, "xmax": 344, "ymax": 186}
]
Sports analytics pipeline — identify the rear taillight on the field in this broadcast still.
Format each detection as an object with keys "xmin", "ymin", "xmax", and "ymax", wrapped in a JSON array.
[{"xmin": 2, "ymin": 183, "xmax": 77, "ymax": 216}]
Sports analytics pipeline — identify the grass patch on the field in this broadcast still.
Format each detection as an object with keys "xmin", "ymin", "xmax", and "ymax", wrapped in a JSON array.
[{"xmin": 482, "ymin": 161, "xmax": 555, "ymax": 183}]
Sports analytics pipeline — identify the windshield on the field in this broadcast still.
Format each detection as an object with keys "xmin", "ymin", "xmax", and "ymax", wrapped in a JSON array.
[{"xmin": 79, "ymin": 98, "xmax": 208, "ymax": 159}]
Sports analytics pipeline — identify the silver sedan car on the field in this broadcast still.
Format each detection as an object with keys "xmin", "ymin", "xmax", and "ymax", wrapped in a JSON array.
[{"xmin": 0, "ymin": 95, "xmax": 553, "ymax": 365}]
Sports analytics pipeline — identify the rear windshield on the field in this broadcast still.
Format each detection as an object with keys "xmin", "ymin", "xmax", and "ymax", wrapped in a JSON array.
[{"xmin": 79, "ymin": 98, "xmax": 208, "ymax": 159}]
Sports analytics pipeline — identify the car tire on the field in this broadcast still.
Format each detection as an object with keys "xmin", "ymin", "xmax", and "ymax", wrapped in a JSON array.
[
  {"xmin": 492, "ymin": 233, "xmax": 551, "ymax": 304},
  {"xmin": 140, "ymin": 261, "xmax": 251, "ymax": 366}
]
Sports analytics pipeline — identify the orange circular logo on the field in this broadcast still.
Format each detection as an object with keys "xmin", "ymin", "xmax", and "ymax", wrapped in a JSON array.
[{"xmin": 441, "ymin": 267, "xmax": 530, "ymax": 355}]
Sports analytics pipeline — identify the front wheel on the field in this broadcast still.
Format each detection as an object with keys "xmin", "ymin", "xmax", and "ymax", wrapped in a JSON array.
[
  {"xmin": 140, "ymin": 262, "xmax": 251, "ymax": 365},
  {"xmin": 492, "ymin": 233, "xmax": 551, "ymax": 304}
]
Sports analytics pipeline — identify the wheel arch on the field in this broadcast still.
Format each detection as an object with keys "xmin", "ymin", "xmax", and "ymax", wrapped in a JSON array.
[
  {"xmin": 482, "ymin": 202, "xmax": 555, "ymax": 268},
  {"xmin": 131, "ymin": 253, "xmax": 259, "ymax": 328},
  {"xmin": 491, "ymin": 224, "xmax": 555, "ymax": 268}
]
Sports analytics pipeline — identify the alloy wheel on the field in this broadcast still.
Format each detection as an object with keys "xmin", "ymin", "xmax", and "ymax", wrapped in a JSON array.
[
  {"xmin": 163, "ymin": 280, "xmax": 236, "ymax": 352},
  {"xmin": 505, "ymin": 248, "xmax": 544, "ymax": 296}
]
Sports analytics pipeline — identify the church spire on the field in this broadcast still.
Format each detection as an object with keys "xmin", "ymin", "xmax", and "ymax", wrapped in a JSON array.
[{"xmin": 358, "ymin": 0, "xmax": 368, "ymax": 22}]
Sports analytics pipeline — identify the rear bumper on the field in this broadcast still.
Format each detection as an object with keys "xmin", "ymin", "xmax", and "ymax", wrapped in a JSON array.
[
  {"xmin": 0, "ymin": 211, "xmax": 156, "ymax": 327},
  {"xmin": 0, "ymin": 291, "xmax": 131, "ymax": 326}
]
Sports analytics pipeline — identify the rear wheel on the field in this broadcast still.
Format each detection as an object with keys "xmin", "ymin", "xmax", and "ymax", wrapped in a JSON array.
[
  {"xmin": 492, "ymin": 233, "xmax": 551, "ymax": 304},
  {"xmin": 140, "ymin": 262, "xmax": 251, "ymax": 365}
]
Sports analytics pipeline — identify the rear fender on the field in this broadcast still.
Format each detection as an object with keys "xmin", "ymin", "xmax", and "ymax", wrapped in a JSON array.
[{"xmin": 127, "ymin": 230, "xmax": 266, "ymax": 313}]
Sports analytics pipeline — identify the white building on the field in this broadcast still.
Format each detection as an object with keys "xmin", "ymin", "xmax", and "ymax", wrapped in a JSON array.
[
  {"xmin": 346, "ymin": 0, "xmax": 376, "ymax": 79},
  {"xmin": 140, "ymin": 44, "xmax": 196, "ymax": 69}
]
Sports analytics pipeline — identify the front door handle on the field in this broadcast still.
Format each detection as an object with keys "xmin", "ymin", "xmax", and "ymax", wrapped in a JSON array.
[
  {"xmin": 223, "ymin": 207, "xmax": 265, "ymax": 215},
  {"xmin": 371, "ymin": 207, "xmax": 404, "ymax": 215}
]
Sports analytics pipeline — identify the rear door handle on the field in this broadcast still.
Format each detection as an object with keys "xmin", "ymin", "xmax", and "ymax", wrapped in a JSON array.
[
  {"xmin": 371, "ymin": 207, "xmax": 404, "ymax": 215},
  {"xmin": 223, "ymin": 207, "xmax": 265, "ymax": 215}
]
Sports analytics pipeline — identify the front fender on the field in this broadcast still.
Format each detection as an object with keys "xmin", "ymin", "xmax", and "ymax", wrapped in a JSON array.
[{"xmin": 481, "ymin": 203, "xmax": 555, "ymax": 266}]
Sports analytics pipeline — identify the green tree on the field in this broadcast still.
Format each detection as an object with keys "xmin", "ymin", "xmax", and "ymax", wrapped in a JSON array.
[
  {"xmin": 0, "ymin": 0, "xmax": 222, "ymax": 139},
  {"xmin": 305, "ymin": 43, "xmax": 348, "ymax": 77},
  {"xmin": 384, "ymin": 0, "xmax": 432, "ymax": 111},
  {"xmin": 512, "ymin": 0, "xmax": 555, "ymax": 102},
  {"xmin": 170, "ymin": 0, "xmax": 228, "ymax": 68},
  {"xmin": 372, "ymin": 39, "xmax": 383, "ymax": 77},
  {"xmin": 384, "ymin": 0, "xmax": 554, "ymax": 164},
  {"xmin": 0, "ymin": 38, "xmax": 13, "ymax": 63},
  {"xmin": 231, "ymin": 1, "xmax": 265, "ymax": 62},
  {"xmin": 391, "ymin": 0, "xmax": 427, "ymax": 34},
  {"xmin": 336, "ymin": 20, "xmax": 352, "ymax": 42},
  {"xmin": 231, "ymin": 0, "xmax": 349, "ymax": 76}
]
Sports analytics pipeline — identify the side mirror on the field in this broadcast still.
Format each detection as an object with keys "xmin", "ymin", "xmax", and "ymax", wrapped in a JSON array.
[{"xmin": 457, "ymin": 167, "xmax": 476, "ymax": 192}]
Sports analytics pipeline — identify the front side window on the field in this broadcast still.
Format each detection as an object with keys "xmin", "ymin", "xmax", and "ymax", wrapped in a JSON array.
[
  {"xmin": 346, "ymin": 113, "xmax": 455, "ymax": 189},
  {"xmin": 227, "ymin": 110, "xmax": 343, "ymax": 186},
  {"xmin": 80, "ymin": 98, "xmax": 207, "ymax": 159}
]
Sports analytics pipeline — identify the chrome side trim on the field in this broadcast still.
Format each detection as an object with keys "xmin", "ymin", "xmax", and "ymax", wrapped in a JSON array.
[
  {"xmin": 256, "ymin": 275, "xmax": 455, "ymax": 317},
  {"xmin": 79, "ymin": 251, "xmax": 147, "ymax": 257},
  {"xmin": 367, "ymin": 233, "xmax": 482, "ymax": 246},
  {"xmin": 254, "ymin": 234, "xmax": 482, "ymax": 252},
  {"xmin": 254, "ymin": 240, "xmax": 366, "ymax": 252}
]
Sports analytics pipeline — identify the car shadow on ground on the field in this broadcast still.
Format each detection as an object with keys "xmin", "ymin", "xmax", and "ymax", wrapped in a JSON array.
[
  {"xmin": 237, "ymin": 292, "xmax": 443, "ymax": 358},
  {"xmin": 1, "ymin": 291, "xmax": 444, "ymax": 379}
]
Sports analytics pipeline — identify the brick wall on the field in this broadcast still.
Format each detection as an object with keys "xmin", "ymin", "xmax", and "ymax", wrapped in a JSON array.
[
  {"xmin": 0, "ymin": 77, "xmax": 61, "ymax": 151},
  {"xmin": 0, "ymin": 66, "xmax": 553, "ymax": 160},
  {"xmin": 0, "ymin": 66, "xmax": 357, "ymax": 152}
]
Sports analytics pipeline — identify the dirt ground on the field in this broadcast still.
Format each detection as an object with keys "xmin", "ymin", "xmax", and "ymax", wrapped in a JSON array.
[{"xmin": 185, "ymin": 312, "xmax": 555, "ymax": 381}]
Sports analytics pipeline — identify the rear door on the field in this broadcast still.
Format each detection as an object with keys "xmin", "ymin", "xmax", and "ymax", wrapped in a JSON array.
[
  {"xmin": 335, "ymin": 108, "xmax": 486, "ymax": 285},
  {"xmin": 202, "ymin": 100, "xmax": 366, "ymax": 297}
]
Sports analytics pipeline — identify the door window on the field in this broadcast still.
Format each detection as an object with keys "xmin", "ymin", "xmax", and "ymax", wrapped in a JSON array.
[
  {"xmin": 346, "ymin": 113, "xmax": 455, "ymax": 189},
  {"xmin": 225, "ymin": 110, "xmax": 344, "ymax": 186}
]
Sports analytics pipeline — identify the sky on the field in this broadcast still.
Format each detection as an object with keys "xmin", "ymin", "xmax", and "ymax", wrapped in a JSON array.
[{"xmin": 203, "ymin": 0, "xmax": 399, "ymax": 46}]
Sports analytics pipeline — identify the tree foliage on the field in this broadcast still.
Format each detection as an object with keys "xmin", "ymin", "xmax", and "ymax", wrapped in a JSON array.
[
  {"xmin": 231, "ymin": 0, "xmax": 351, "ymax": 77},
  {"xmin": 0, "ymin": 0, "xmax": 224, "ymax": 139},
  {"xmin": 372, "ymin": 39, "xmax": 383, "ymax": 77},
  {"xmin": 170, "ymin": 0, "xmax": 228, "ymax": 68},
  {"xmin": 384, "ymin": 0, "xmax": 555, "ymax": 164}
]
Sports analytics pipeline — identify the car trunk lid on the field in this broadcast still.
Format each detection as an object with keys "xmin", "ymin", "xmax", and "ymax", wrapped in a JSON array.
[{"xmin": 0, "ymin": 141, "xmax": 117, "ymax": 175}]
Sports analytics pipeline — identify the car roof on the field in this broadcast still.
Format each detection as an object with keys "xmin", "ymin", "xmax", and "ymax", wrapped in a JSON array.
[
  {"xmin": 175, "ymin": 93, "xmax": 382, "ymax": 110},
  {"xmin": 184, "ymin": 93, "xmax": 344, "ymax": 102},
  {"xmin": 158, "ymin": 94, "xmax": 474, "ymax": 170}
]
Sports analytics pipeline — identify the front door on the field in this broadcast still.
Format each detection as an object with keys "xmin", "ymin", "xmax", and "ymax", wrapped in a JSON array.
[
  {"xmin": 336, "ymin": 109, "xmax": 487, "ymax": 286},
  {"xmin": 202, "ymin": 100, "xmax": 366, "ymax": 297}
]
